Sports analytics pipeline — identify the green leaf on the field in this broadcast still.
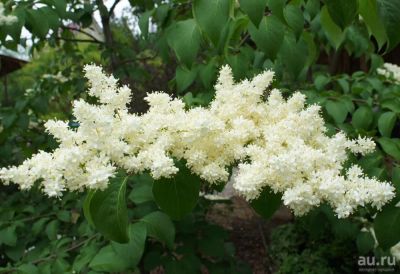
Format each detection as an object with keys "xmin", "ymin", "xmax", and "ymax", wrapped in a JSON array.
[
  {"xmin": 337, "ymin": 77, "xmax": 350, "ymax": 93},
  {"xmin": 227, "ymin": 14, "xmax": 250, "ymax": 46},
  {"xmin": 83, "ymin": 176, "xmax": 129, "ymax": 243},
  {"xmin": 248, "ymin": 15, "xmax": 285, "ymax": 59},
  {"xmin": 239, "ymin": 0, "xmax": 267, "ymax": 26},
  {"xmin": 32, "ymin": 218, "xmax": 50, "ymax": 236},
  {"xmin": 305, "ymin": 0, "xmax": 320, "ymax": 19},
  {"xmin": 320, "ymin": 6, "xmax": 345, "ymax": 49},
  {"xmin": 369, "ymin": 53, "xmax": 384, "ymax": 72},
  {"xmin": 352, "ymin": 106, "xmax": 374, "ymax": 130},
  {"xmin": 193, "ymin": 0, "xmax": 232, "ymax": 46},
  {"xmin": 331, "ymin": 219, "xmax": 359, "ymax": 239},
  {"xmin": 45, "ymin": 220, "xmax": 59, "ymax": 240},
  {"xmin": 111, "ymin": 222, "xmax": 148, "ymax": 268},
  {"xmin": 167, "ymin": 19, "xmax": 201, "ymax": 68},
  {"xmin": 227, "ymin": 48, "xmax": 252, "ymax": 79},
  {"xmin": 356, "ymin": 231, "xmax": 375, "ymax": 254},
  {"xmin": 358, "ymin": 0, "xmax": 387, "ymax": 50},
  {"xmin": 314, "ymin": 74, "xmax": 330, "ymax": 91},
  {"xmin": 26, "ymin": 9, "xmax": 50, "ymax": 38},
  {"xmin": 267, "ymin": 0, "xmax": 285, "ymax": 21},
  {"xmin": 41, "ymin": 7, "xmax": 60, "ymax": 31},
  {"xmin": 1, "ymin": 112, "xmax": 18, "ymax": 128},
  {"xmin": 343, "ymin": 98, "xmax": 355, "ymax": 114},
  {"xmin": 129, "ymin": 174, "xmax": 154, "ymax": 204},
  {"xmin": 73, "ymin": 245, "xmax": 98, "ymax": 272},
  {"xmin": 378, "ymin": 112, "xmax": 397, "ymax": 137},
  {"xmin": 89, "ymin": 245, "xmax": 127, "ymax": 272},
  {"xmin": 300, "ymin": 208, "xmax": 328, "ymax": 238},
  {"xmin": 250, "ymin": 187, "xmax": 282, "ymax": 219},
  {"xmin": 0, "ymin": 225, "xmax": 17, "ymax": 246},
  {"xmin": 83, "ymin": 191, "xmax": 95, "ymax": 226},
  {"xmin": 17, "ymin": 264, "xmax": 39, "ymax": 274},
  {"xmin": 141, "ymin": 211, "xmax": 175, "ymax": 249},
  {"xmin": 155, "ymin": 4, "xmax": 169, "ymax": 25},
  {"xmin": 152, "ymin": 163, "xmax": 201, "ymax": 220},
  {"xmin": 278, "ymin": 32, "xmax": 308, "ymax": 80},
  {"xmin": 139, "ymin": 10, "xmax": 153, "ymax": 38},
  {"xmin": 51, "ymin": 258, "xmax": 69, "ymax": 273},
  {"xmin": 56, "ymin": 210, "xmax": 71, "ymax": 222},
  {"xmin": 215, "ymin": 17, "xmax": 235, "ymax": 54},
  {"xmin": 377, "ymin": 137, "xmax": 400, "ymax": 161},
  {"xmin": 5, "ymin": 242, "xmax": 25, "ymax": 262},
  {"xmin": 325, "ymin": 100, "xmax": 348, "ymax": 124},
  {"xmin": 176, "ymin": 66, "xmax": 198, "ymax": 93},
  {"xmin": 53, "ymin": 0, "xmax": 67, "ymax": 17},
  {"xmin": 199, "ymin": 60, "xmax": 217, "ymax": 88},
  {"xmin": 381, "ymin": 98, "xmax": 400, "ymax": 113},
  {"xmin": 377, "ymin": 0, "xmax": 400, "ymax": 51},
  {"xmin": 324, "ymin": 0, "xmax": 359, "ymax": 30},
  {"xmin": 374, "ymin": 205, "xmax": 400, "ymax": 250},
  {"xmin": 359, "ymin": 152, "xmax": 384, "ymax": 171},
  {"xmin": 392, "ymin": 167, "xmax": 400, "ymax": 194},
  {"xmin": 78, "ymin": 10, "xmax": 92, "ymax": 28},
  {"xmin": 283, "ymin": 3, "xmax": 304, "ymax": 40},
  {"xmin": 368, "ymin": 167, "xmax": 386, "ymax": 180}
]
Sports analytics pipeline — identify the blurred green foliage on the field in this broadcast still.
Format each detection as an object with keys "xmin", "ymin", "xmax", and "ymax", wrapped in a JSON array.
[{"xmin": 270, "ymin": 218, "xmax": 357, "ymax": 273}]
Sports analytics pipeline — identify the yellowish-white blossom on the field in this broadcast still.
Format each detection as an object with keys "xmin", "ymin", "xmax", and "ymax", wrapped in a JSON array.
[
  {"xmin": 377, "ymin": 63, "xmax": 400, "ymax": 84},
  {"xmin": 0, "ymin": 65, "xmax": 395, "ymax": 218}
]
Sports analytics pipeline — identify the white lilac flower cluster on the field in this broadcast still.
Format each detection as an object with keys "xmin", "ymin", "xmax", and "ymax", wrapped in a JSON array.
[
  {"xmin": 0, "ymin": 65, "xmax": 395, "ymax": 218},
  {"xmin": 377, "ymin": 63, "xmax": 400, "ymax": 84},
  {"xmin": 0, "ymin": 3, "xmax": 17, "ymax": 26}
]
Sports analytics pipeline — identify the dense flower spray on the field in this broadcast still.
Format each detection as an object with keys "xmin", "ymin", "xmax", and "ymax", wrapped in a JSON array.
[{"xmin": 0, "ymin": 65, "xmax": 395, "ymax": 218}]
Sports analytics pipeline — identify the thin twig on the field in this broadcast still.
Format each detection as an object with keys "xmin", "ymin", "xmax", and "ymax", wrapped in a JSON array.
[
  {"xmin": 1, "ymin": 213, "xmax": 55, "ymax": 225},
  {"xmin": 258, "ymin": 222, "xmax": 274, "ymax": 274},
  {"xmin": 55, "ymin": 37, "xmax": 103, "ymax": 44},
  {"xmin": 61, "ymin": 26, "xmax": 103, "ymax": 44},
  {"xmin": 238, "ymin": 33, "xmax": 250, "ymax": 47},
  {"xmin": 118, "ymin": 54, "xmax": 158, "ymax": 65},
  {"xmin": 109, "ymin": 0, "xmax": 121, "ymax": 16},
  {"xmin": 326, "ymin": 96, "xmax": 379, "ymax": 106},
  {"xmin": 96, "ymin": 0, "xmax": 118, "ymax": 71},
  {"xmin": 29, "ymin": 234, "xmax": 99, "ymax": 265}
]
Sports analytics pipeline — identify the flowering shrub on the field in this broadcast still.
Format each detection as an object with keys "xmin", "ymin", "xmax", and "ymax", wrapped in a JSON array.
[
  {"xmin": 0, "ymin": 65, "xmax": 395, "ymax": 220},
  {"xmin": 297, "ymin": 62, "xmax": 400, "ymax": 265}
]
